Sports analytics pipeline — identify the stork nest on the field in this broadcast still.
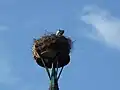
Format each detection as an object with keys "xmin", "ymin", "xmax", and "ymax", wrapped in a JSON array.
[
  {"xmin": 32, "ymin": 33, "xmax": 72, "ymax": 68},
  {"xmin": 32, "ymin": 33, "xmax": 72, "ymax": 55}
]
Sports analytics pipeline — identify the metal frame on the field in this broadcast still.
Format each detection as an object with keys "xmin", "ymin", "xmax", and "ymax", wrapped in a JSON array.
[{"xmin": 40, "ymin": 52, "xmax": 64, "ymax": 90}]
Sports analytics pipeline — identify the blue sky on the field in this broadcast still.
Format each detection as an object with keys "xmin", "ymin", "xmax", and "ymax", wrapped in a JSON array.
[{"xmin": 0, "ymin": 0, "xmax": 120, "ymax": 90}]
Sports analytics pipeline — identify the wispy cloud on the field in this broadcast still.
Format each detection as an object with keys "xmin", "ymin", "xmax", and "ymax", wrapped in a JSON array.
[
  {"xmin": 0, "ymin": 43, "xmax": 20, "ymax": 86},
  {"xmin": 0, "ymin": 58, "xmax": 20, "ymax": 85},
  {"xmin": 81, "ymin": 5, "xmax": 120, "ymax": 49},
  {"xmin": 0, "ymin": 25, "xmax": 9, "ymax": 31}
]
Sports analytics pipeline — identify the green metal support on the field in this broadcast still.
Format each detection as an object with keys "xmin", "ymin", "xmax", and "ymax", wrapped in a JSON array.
[
  {"xmin": 40, "ymin": 53, "xmax": 64, "ymax": 90},
  {"xmin": 49, "ymin": 67, "xmax": 59, "ymax": 90}
]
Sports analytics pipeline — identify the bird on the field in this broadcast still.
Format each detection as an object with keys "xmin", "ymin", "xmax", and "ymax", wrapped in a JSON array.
[{"xmin": 55, "ymin": 30, "xmax": 64, "ymax": 36}]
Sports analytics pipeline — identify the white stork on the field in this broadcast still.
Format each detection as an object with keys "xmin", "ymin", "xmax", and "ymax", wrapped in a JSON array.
[{"xmin": 56, "ymin": 30, "xmax": 64, "ymax": 36}]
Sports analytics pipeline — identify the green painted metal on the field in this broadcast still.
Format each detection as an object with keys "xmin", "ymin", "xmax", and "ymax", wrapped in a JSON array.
[
  {"xmin": 40, "ymin": 53, "xmax": 64, "ymax": 90},
  {"xmin": 49, "ymin": 68, "xmax": 59, "ymax": 90}
]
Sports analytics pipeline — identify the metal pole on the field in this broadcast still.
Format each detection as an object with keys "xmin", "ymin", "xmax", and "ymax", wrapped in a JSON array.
[{"xmin": 49, "ymin": 67, "xmax": 59, "ymax": 90}]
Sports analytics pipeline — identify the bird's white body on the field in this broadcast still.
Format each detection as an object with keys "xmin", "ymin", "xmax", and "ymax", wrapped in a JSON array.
[{"xmin": 56, "ymin": 30, "xmax": 64, "ymax": 36}]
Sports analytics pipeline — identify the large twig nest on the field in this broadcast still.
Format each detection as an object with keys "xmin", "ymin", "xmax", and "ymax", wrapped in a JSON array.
[{"xmin": 32, "ymin": 33, "xmax": 72, "ymax": 68}]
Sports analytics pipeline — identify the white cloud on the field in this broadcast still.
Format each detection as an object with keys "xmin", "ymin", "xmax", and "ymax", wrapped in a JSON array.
[
  {"xmin": 0, "ymin": 25, "xmax": 9, "ymax": 31},
  {"xmin": 0, "ymin": 58, "xmax": 20, "ymax": 85},
  {"xmin": 81, "ymin": 5, "xmax": 120, "ymax": 49},
  {"xmin": 0, "ymin": 43, "xmax": 20, "ymax": 85}
]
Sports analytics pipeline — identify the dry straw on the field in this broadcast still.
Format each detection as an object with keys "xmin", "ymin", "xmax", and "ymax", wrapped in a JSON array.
[{"xmin": 32, "ymin": 33, "xmax": 72, "ymax": 68}]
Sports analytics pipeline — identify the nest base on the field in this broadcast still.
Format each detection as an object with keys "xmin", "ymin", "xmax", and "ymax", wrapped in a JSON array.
[{"xmin": 34, "ymin": 50, "xmax": 70, "ymax": 68}]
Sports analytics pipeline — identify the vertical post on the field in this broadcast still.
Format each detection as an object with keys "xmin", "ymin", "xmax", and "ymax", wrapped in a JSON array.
[{"xmin": 49, "ymin": 68, "xmax": 59, "ymax": 90}]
